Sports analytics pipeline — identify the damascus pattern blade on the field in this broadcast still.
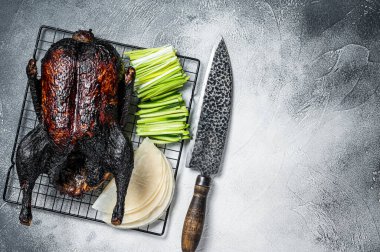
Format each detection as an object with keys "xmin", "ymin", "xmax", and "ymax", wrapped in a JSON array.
[{"xmin": 188, "ymin": 38, "xmax": 233, "ymax": 176}]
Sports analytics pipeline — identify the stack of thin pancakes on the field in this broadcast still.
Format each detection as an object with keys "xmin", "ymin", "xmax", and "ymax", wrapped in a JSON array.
[{"xmin": 92, "ymin": 138, "xmax": 175, "ymax": 229}]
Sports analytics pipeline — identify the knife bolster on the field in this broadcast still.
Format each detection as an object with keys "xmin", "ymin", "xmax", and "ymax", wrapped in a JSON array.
[
  {"xmin": 196, "ymin": 175, "xmax": 211, "ymax": 187},
  {"xmin": 194, "ymin": 175, "xmax": 211, "ymax": 198}
]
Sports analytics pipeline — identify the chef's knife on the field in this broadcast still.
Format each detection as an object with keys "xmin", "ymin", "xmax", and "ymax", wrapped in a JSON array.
[{"xmin": 181, "ymin": 38, "xmax": 232, "ymax": 252}]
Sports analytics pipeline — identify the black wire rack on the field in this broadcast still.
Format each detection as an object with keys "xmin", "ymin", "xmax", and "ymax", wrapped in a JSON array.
[{"xmin": 2, "ymin": 25, "xmax": 200, "ymax": 236}]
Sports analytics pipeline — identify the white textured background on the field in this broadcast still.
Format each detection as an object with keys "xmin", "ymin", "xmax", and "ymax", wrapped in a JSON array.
[{"xmin": 1, "ymin": 0, "xmax": 380, "ymax": 251}]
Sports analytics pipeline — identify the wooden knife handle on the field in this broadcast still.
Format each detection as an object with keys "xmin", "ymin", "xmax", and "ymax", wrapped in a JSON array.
[{"xmin": 182, "ymin": 175, "xmax": 211, "ymax": 252}]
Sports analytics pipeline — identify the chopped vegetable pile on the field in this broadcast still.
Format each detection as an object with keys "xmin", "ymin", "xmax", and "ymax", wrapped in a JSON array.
[{"xmin": 124, "ymin": 46, "xmax": 190, "ymax": 144}]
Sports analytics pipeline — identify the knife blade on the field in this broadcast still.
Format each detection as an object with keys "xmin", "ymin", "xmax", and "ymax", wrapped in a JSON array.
[{"xmin": 181, "ymin": 38, "xmax": 232, "ymax": 252}]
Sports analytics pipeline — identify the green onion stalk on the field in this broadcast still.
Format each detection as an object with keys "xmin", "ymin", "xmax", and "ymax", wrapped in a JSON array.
[{"xmin": 125, "ymin": 46, "xmax": 191, "ymax": 144}]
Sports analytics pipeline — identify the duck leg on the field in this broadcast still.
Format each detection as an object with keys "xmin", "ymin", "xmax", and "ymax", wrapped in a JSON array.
[
  {"xmin": 106, "ymin": 125, "xmax": 134, "ymax": 225},
  {"xmin": 16, "ymin": 125, "xmax": 50, "ymax": 225}
]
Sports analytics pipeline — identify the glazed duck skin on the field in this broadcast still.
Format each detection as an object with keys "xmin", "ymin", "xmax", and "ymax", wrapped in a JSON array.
[{"xmin": 16, "ymin": 30, "xmax": 135, "ymax": 226}]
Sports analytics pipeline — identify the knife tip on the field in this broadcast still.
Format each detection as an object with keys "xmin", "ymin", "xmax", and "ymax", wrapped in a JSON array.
[{"xmin": 216, "ymin": 36, "xmax": 227, "ymax": 49}]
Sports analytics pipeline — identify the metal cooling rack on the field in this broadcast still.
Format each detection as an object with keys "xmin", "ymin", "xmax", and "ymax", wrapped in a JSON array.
[{"xmin": 2, "ymin": 25, "xmax": 200, "ymax": 236}]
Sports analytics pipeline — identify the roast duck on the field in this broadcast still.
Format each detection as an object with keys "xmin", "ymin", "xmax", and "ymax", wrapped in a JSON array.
[{"xmin": 17, "ymin": 30, "xmax": 135, "ymax": 226}]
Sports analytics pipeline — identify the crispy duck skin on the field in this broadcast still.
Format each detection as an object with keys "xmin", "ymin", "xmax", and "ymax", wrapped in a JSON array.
[
  {"xmin": 41, "ymin": 38, "xmax": 123, "ymax": 145},
  {"xmin": 16, "ymin": 30, "xmax": 135, "ymax": 226}
]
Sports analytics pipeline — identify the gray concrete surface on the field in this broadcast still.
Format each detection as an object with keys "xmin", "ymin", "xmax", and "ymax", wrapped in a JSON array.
[{"xmin": 1, "ymin": 0, "xmax": 380, "ymax": 251}]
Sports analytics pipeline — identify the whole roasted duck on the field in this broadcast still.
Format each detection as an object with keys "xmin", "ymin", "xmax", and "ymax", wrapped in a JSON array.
[{"xmin": 17, "ymin": 30, "xmax": 135, "ymax": 226}]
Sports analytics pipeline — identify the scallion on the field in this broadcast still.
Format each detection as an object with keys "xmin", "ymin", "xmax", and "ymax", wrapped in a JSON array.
[{"xmin": 125, "ymin": 46, "xmax": 191, "ymax": 143}]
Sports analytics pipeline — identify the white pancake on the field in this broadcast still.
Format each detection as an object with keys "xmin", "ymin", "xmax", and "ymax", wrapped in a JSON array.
[
  {"xmin": 98, "ymin": 151, "xmax": 175, "ymax": 228},
  {"xmin": 92, "ymin": 138, "xmax": 165, "ymax": 214}
]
